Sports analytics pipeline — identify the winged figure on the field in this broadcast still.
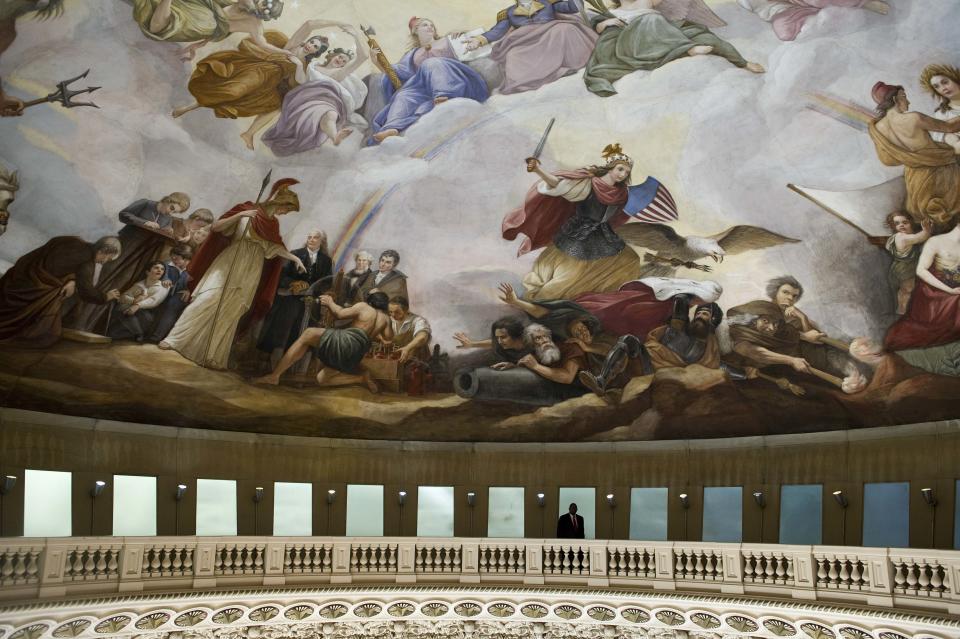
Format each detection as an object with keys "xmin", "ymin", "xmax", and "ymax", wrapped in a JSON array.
[{"xmin": 616, "ymin": 223, "xmax": 801, "ymax": 276}]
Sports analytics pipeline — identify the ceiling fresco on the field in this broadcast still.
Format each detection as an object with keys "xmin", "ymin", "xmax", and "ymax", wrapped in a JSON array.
[{"xmin": 0, "ymin": 0, "xmax": 958, "ymax": 441}]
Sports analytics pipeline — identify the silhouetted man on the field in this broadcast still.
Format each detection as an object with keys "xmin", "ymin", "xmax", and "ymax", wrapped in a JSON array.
[{"xmin": 556, "ymin": 502, "xmax": 585, "ymax": 539}]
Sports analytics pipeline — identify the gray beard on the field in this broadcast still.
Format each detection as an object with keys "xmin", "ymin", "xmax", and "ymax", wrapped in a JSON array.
[{"xmin": 536, "ymin": 343, "xmax": 562, "ymax": 366}]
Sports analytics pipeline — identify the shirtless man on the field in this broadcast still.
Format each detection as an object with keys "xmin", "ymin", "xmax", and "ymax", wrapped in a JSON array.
[
  {"xmin": 253, "ymin": 290, "xmax": 393, "ymax": 391},
  {"xmin": 872, "ymin": 84, "xmax": 960, "ymax": 153}
]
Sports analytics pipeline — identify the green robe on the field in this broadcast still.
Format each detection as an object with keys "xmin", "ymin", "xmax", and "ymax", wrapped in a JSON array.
[
  {"xmin": 132, "ymin": 0, "xmax": 232, "ymax": 43},
  {"xmin": 584, "ymin": 11, "xmax": 746, "ymax": 97}
]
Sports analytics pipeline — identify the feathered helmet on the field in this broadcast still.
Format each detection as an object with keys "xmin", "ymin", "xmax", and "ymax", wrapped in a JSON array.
[
  {"xmin": 601, "ymin": 143, "xmax": 633, "ymax": 169},
  {"xmin": 250, "ymin": 0, "xmax": 283, "ymax": 21},
  {"xmin": 266, "ymin": 178, "xmax": 300, "ymax": 212}
]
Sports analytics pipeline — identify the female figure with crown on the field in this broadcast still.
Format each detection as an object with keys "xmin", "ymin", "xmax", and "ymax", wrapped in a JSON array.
[{"xmin": 502, "ymin": 144, "xmax": 642, "ymax": 300}]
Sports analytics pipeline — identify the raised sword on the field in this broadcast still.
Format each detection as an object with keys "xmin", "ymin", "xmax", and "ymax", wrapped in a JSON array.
[{"xmin": 526, "ymin": 117, "xmax": 555, "ymax": 171}]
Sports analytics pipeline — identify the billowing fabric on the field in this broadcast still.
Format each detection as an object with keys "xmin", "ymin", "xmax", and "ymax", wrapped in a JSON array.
[
  {"xmin": 132, "ymin": 0, "xmax": 232, "ymax": 43},
  {"xmin": 523, "ymin": 243, "xmax": 640, "ymax": 301},
  {"xmin": 885, "ymin": 270, "xmax": 960, "ymax": 351},
  {"xmin": 490, "ymin": 17, "xmax": 597, "ymax": 94}
]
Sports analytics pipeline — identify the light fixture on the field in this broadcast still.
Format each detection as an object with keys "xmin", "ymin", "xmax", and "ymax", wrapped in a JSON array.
[
  {"xmin": 752, "ymin": 491, "xmax": 766, "ymax": 508},
  {"xmin": 466, "ymin": 492, "xmax": 477, "ymax": 507},
  {"xmin": 679, "ymin": 493, "xmax": 690, "ymax": 509},
  {"xmin": 0, "ymin": 475, "xmax": 16, "ymax": 495},
  {"xmin": 536, "ymin": 493, "xmax": 546, "ymax": 507},
  {"xmin": 921, "ymin": 488, "xmax": 938, "ymax": 549},
  {"xmin": 921, "ymin": 487, "xmax": 937, "ymax": 507},
  {"xmin": 175, "ymin": 484, "xmax": 188, "ymax": 501},
  {"xmin": 606, "ymin": 493, "xmax": 616, "ymax": 508},
  {"xmin": 832, "ymin": 490, "xmax": 848, "ymax": 508},
  {"xmin": 327, "ymin": 489, "xmax": 337, "ymax": 504},
  {"xmin": 398, "ymin": 490, "xmax": 407, "ymax": 506},
  {"xmin": 253, "ymin": 486, "xmax": 264, "ymax": 503},
  {"xmin": 90, "ymin": 480, "xmax": 106, "ymax": 498}
]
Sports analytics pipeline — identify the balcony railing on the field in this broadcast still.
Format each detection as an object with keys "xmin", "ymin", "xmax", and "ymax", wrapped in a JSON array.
[{"xmin": 1, "ymin": 537, "xmax": 958, "ymax": 615}]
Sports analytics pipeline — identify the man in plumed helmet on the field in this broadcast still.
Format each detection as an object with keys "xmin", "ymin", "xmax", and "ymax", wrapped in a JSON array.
[{"xmin": 160, "ymin": 178, "xmax": 307, "ymax": 370}]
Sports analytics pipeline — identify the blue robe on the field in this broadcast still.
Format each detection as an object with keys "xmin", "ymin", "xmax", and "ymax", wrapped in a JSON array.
[{"xmin": 371, "ymin": 46, "xmax": 489, "ymax": 141}]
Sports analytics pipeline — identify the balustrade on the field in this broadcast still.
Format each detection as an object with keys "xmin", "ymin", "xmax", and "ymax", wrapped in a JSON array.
[{"xmin": 0, "ymin": 537, "xmax": 956, "ymax": 616}]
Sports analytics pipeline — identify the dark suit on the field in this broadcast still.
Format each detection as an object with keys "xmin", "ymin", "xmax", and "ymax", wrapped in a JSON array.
[
  {"xmin": 358, "ymin": 268, "xmax": 409, "ymax": 303},
  {"xmin": 556, "ymin": 512, "xmax": 585, "ymax": 539},
  {"xmin": 257, "ymin": 247, "xmax": 332, "ymax": 352},
  {"xmin": 146, "ymin": 263, "xmax": 191, "ymax": 342},
  {"xmin": 344, "ymin": 269, "xmax": 373, "ymax": 305}
]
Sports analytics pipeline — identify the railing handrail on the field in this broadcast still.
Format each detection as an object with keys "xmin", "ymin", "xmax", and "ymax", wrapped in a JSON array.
[{"xmin": 1, "ymin": 536, "xmax": 957, "ymax": 614}]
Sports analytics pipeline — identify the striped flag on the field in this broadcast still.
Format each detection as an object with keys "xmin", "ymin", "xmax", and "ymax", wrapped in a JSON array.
[{"xmin": 624, "ymin": 176, "xmax": 679, "ymax": 223}]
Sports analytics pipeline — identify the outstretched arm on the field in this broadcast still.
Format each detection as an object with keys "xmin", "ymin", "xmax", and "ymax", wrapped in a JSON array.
[
  {"xmin": 895, "ymin": 219, "xmax": 932, "ymax": 251},
  {"xmin": 498, "ymin": 282, "xmax": 548, "ymax": 318},
  {"xmin": 285, "ymin": 18, "xmax": 339, "ymax": 50},
  {"xmin": 341, "ymin": 25, "xmax": 369, "ymax": 73},
  {"xmin": 916, "ymin": 112, "xmax": 960, "ymax": 134},
  {"xmin": 453, "ymin": 332, "xmax": 491, "ymax": 349},
  {"xmin": 525, "ymin": 158, "xmax": 561, "ymax": 188}
]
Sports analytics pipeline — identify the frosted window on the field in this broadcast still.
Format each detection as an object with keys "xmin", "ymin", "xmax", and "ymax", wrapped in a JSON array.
[
  {"xmin": 955, "ymin": 480, "xmax": 960, "ymax": 550},
  {"xmin": 703, "ymin": 486, "xmax": 742, "ymax": 542},
  {"xmin": 274, "ymin": 482, "xmax": 312, "ymax": 536},
  {"xmin": 779, "ymin": 484, "xmax": 821, "ymax": 544},
  {"xmin": 629, "ymin": 488, "xmax": 668, "ymax": 541},
  {"xmin": 347, "ymin": 484, "xmax": 383, "ymax": 536},
  {"xmin": 488, "ymin": 487, "xmax": 524, "ymax": 538},
  {"xmin": 113, "ymin": 475, "xmax": 156, "ymax": 536},
  {"xmin": 863, "ymin": 482, "xmax": 909, "ymax": 547},
  {"xmin": 24, "ymin": 470, "xmax": 72, "ymax": 537},
  {"xmin": 417, "ymin": 486, "xmax": 454, "ymax": 537},
  {"xmin": 196, "ymin": 479, "xmax": 237, "ymax": 536},
  {"xmin": 558, "ymin": 487, "xmax": 595, "ymax": 539}
]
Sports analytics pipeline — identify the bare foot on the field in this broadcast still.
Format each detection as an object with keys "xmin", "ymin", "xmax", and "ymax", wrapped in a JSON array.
[
  {"xmin": 240, "ymin": 132, "xmax": 255, "ymax": 150},
  {"xmin": 433, "ymin": 96, "xmax": 449, "ymax": 105},
  {"xmin": 251, "ymin": 375, "xmax": 280, "ymax": 386},
  {"xmin": 373, "ymin": 128, "xmax": 399, "ymax": 143},
  {"xmin": 745, "ymin": 62, "xmax": 765, "ymax": 74},
  {"xmin": 157, "ymin": 341, "xmax": 173, "ymax": 350},
  {"xmin": 363, "ymin": 372, "xmax": 380, "ymax": 394},
  {"xmin": 333, "ymin": 128, "xmax": 353, "ymax": 146},
  {"xmin": 171, "ymin": 105, "xmax": 193, "ymax": 119},
  {"xmin": 688, "ymin": 45, "xmax": 713, "ymax": 57}
]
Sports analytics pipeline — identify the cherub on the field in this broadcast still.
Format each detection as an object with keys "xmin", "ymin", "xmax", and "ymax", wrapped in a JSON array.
[{"xmin": 884, "ymin": 211, "xmax": 932, "ymax": 314}]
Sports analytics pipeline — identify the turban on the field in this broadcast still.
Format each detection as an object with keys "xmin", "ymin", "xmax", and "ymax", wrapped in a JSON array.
[{"xmin": 871, "ymin": 81, "xmax": 901, "ymax": 106}]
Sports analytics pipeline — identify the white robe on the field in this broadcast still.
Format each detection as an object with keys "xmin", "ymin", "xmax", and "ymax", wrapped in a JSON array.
[{"xmin": 164, "ymin": 217, "xmax": 286, "ymax": 369}]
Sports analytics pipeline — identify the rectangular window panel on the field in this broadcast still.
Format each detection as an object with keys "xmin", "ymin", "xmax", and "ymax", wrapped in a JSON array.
[
  {"xmin": 113, "ymin": 475, "xmax": 157, "ymax": 536},
  {"xmin": 274, "ymin": 482, "xmax": 312, "ymax": 536},
  {"xmin": 863, "ymin": 482, "xmax": 909, "ymax": 547},
  {"xmin": 196, "ymin": 479, "xmax": 237, "ymax": 536},
  {"xmin": 23, "ymin": 469, "xmax": 72, "ymax": 537},
  {"xmin": 558, "ymin": 487, "xmax": 595, "ymax": 539},
  {"xmin": 488, "ymin": 487, "xmax": 524, "ymax": 538},
  {"xmin": 702, "ymin": 486, "xmax": 743, "ymax": 543},
  {"xmin": 346, "ymin": 484, "xmax": 384, "ymax": 536},
  {"xmin": 779, "ymin": 484, "xmax": 822, "ymax": 545},
  {"xmin": 955, "ymin": 480, "xmax": 960, "ymax": 550},
  {"xmin": 629, "ymin": 487, "xmax": 668, "ymax": 541},
  {"xmin": 417, "ymin": 486, "xmax": 454, "ymax": 537}
]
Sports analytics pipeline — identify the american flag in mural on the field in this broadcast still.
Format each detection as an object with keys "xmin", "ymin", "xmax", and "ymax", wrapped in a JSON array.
[{"xmin": 624, "ymin": 177, "xmax": 679, "ymax": 223}]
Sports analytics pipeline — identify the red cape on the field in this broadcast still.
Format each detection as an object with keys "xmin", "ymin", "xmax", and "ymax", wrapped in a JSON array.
[
  {"xmin": 884, "ymin": 277, "xmax": 960, "ymax": 351},
  {"xmin": 502, "ymin": 169, "xmax": 631, "ymax": 256},
  {"xmin": 574, "ymin": 281, "xmax": 673, "ymax": 339},
  {"xmin": 188, "ymin": 201, "xmax": 286, "ymax": 333}
]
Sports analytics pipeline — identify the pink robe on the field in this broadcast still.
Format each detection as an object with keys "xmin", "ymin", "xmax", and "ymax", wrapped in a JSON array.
[{"xmin": 744, "ymin": 0, "xmax": 870, "ymax": 41}]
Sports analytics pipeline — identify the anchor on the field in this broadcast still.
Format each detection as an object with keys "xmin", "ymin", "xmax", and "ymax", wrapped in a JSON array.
[{"xmin": 20, "ymin": 69, "xmax": 100, "ymax": 111}]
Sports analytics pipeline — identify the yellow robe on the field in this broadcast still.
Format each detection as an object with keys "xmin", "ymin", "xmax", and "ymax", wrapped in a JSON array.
[
  {"xmin": 523, "ymin": 244, "xmax": 641, "ymax": 301},
  {"xmin": 868, "ymin": 122, "xmax": 960, "ymax": 230},
  {"xmin": 132, "ymin": 0, "xmax": 232, "ymax": 43},
  {"xmin": 188, "ymin": 31, "xmax": 298, "ymax": 119}
]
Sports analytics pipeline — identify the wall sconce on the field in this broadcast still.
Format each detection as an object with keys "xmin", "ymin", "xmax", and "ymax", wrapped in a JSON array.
[
  {"xmin": 536, "ymin": 492, "xmax": 546, "ymax": 537},
  {"xmin": 253, "ymin": 487, "xmax": 264, "ymax": 503},
  {"xmin": 466, "ymin": 492, "xmax": 477, "ymax": 536},
  {"xmin": 253, "ymin": 487, "xmax": 264, "ymax": 535},
  {"xmin": 0, "ymin": 474, "xmax": 16, "ymax": 537},
  {"xmin": 921, "ymin": 487, "xmax": 937, "ymax": 549},
  {"xmin": 325, "ymin": 489, "xmax": 337, "ymax": 536},
  {"xmin": 753, "ymin": 491, "xmax": 766, "ymax": 542},
  {"xmin": 678, "ymin": 493, "xmax": 690, "ymax": 541},
  {"xmin": 398, "ymin": 490, "xmax": 407, "ymax": 534},
  {"xmin": 174, "ymin": 483, "xmax": 188, "ymax": 536},
  {"xmin": 89, "ymin": 480, "xmax": 107, "ymax": 536},
  {"xmin": 832, "ymin": 490, "xmax": 848, "ymax": 546},
  {"xmin": 606, "ymin": 493, "xmax": 617, "ymax": 540}
]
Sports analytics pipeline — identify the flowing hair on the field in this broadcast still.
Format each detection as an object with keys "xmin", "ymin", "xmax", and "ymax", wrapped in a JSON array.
[{"xmin": 920, "ymin": 63, "xmax": 960, "ymax": 114}]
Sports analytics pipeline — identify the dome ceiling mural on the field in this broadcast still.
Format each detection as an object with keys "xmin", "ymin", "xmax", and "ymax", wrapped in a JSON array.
[{"xmin": 0, "ymin": 0, "xmax": 958, "ymax": 441}]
